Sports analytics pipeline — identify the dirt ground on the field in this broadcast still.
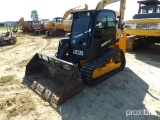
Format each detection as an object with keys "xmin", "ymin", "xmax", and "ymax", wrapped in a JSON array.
[{"xmin": 0, "ymin": 31, "xmax": 160, "ymax": 120}]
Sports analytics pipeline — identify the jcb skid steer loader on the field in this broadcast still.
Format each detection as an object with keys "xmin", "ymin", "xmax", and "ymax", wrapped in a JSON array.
[{"xmin": 24, "ymin": 0, "xmax": 126, "ymax": 105}]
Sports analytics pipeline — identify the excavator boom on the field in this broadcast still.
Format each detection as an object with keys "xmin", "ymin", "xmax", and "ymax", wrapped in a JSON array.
[
  {"xmin": 96, "ymin": 0, "xmax": 120, "ymax": 9},
  {"xmin": 12, "ymin": 17, "xmax": 35, "ymax": 33},
  {"xmin": 45, "ymin": 4, "xmax": 88, "ymax": 36},
  {"xmin": 62, "ymin": 4, "xmax": 88, "ymax": 22},
  {"xmin": 63, "ymin": 4, "xmax": 88, "ymax": 32},
  {"xmin": 96, "ymin": 0, "xmax": 126, "ymax": 28},
  {"xmin": 12, "ymin": 19, "xmax": 21, "ymax": 33}
]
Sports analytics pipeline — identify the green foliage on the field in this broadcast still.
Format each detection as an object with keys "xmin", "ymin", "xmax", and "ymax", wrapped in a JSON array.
[{"xmin": 31, "ymin": 10, "xmax": 39, "ymax": 20}]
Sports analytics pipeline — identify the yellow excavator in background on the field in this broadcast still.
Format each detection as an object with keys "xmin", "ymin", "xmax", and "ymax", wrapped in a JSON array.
[
  {"xmin": 13, "ymin": 17, "xmax": 37, "ymax": 33},
  {"xmin": 43, "ymin": 17, "xmax": 63, "ymax": 36},
  {"xmin": 124, "ymin": 0, "xmax": 160, "ymax": 50},
  {"xmin": 45, "ymin": 4, "xmax": 88, "ymax": 37},
  {"xmin": 23, "ymin": 0, "xmax": 126, "ymax": 105}
]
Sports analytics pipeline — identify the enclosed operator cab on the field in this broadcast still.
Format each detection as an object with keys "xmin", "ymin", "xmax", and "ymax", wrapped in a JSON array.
[{"xmin": 57, "ymin": 9, "xmax": 120, "ymax": 61}]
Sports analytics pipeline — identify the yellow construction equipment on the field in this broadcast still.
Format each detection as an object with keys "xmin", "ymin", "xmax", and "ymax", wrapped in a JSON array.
[
  {"xmin": 44, "ymin": 17, "xmax": 63, "ymax": 36},
  {"xmin": 45, "ymin": 4, "xmax": 88, "ymax": 37},
  {"xmin": 124, "ymin": 0, "xmax": 160, "ymax": 50},
  {"xmin": 63, "ymin": 5, "xmax": 88, "ymax": 32},
  {"xmin": 44, "ymin": 18, "xmax": 62, "ymax": 30},
  {"xmin": 24, "ymin": 0, "xmax": 126, "ymax": 105},
  {"xmin": 13, "ymin": 17, "xmax": 37, "ymax": 33}
]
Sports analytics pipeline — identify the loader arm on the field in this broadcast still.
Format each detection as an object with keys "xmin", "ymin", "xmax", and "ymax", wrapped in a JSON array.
[{"xmin": 12, "ymin": 18, "xmax": 22, "ymax": 32}]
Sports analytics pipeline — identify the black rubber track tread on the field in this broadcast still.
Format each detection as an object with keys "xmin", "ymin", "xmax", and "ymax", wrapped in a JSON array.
[{"xmin": 80, "ymin": 48, "xmax": 126, "ymax": 85}]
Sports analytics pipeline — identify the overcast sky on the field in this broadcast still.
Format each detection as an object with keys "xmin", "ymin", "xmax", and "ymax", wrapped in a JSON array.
[{"xmin": 0, "ymin": 0, "xmax": 138, "ymax": 22}]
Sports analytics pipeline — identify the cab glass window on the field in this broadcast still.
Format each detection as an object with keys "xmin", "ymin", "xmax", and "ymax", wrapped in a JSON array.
[{"xmin": 94, "ymin": 11, "xmax": 116, "ymax": 45}]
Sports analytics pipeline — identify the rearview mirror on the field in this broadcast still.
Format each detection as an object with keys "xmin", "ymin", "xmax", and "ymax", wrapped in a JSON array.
[{"xmin": 121, "ymin": 23, "xmax": 124, "ymax": 31}]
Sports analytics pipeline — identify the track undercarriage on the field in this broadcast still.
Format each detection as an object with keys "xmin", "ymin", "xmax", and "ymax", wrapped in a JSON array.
[
  {"xmin": 80, "ymin": 48, "xmax": 126, "ymax": 85},
  {"xmin": 46, "ymin": 30, "xmax": 67, "ymax": 37}
]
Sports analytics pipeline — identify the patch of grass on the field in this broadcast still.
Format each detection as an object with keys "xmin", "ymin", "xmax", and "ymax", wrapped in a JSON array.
[
  {"xmin": 53, "ymin": 45, "xmax": 58, "ymax": 50},
  {"xmin": 0, "ymin": 75, "xmax": 16, "ymax": 86},
  {"xmin": 1, "ymin": 94, "xmax": 36, "ymax": 118},
  {"xmin": 30, "ymin": 38, "xmax": 36, "ymax": 42},
  {"xmin": 0, "ymin": 57, "xmax": 4, "ymax": 61},
  {"xmin": 15, "ymin": 40, "xmax": 22, "ymax": 46},
  {"xmin": 44, "ymin": 45, "xmax": 58, "ymax": 51},
  {"xmin": 0, "ymin": 40, "xmax": 22, "ymax": 53},
  {"xmin": 6, "ymin": 67, "xmax": 12, "ymax": 71},
  {"xmin": 18, "ymin": 59, "xmax": 30, "ymax": 68},
  {"xmin": 0, "ymin": 27, "xmax": 7, "ymax": 30},
  {"xmin": 8, "ymin": 79, "xmax": 21, "ymax": 85},
  {"xmin": 15, "ymin": 32, "xmax": 29, "ymax": 37}
]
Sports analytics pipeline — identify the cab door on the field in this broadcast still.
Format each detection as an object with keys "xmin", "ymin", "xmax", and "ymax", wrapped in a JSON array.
[{"xmin": 94, "ymin": 10, "xmax": 116, "ymax": 51}]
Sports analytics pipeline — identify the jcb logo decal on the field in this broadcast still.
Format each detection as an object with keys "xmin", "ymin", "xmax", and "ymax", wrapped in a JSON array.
[{"xmin": 73, "ymin": 50, "xmax": 83, "ymax": 56}]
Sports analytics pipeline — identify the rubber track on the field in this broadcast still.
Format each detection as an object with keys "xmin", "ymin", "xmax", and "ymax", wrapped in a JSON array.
[{"xmin": 80, "ymin": 48, "xmax": 126, "ymax": 85}]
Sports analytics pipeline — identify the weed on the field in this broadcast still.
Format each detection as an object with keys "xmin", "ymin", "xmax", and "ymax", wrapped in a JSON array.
[
  {"xmin": 0, "ymin": 75, "xmax": 16, "ymax": 86},
  {"xmin": 6, "ymin": 67, "xmax": 12, "ymax": 71},
  {"xmin": 15, "ymin": 41, "xmax": 22, "ymax": 46},
  {"xmin": 0, "ymin": 27, "xmax": 7, "ymax": 30},
  {"xmin": 15, "ymin": 32, "xmax": 29, "ymax": 37},
  {"xmin": 0, "ymin": 94, "xmax": 36, "ymax": 118},
  {"xmin": 53, "ymin": 45, "xmax": 58, "ymax": 50},
  {"xmin": 30, "ymin": 38, "xmax": 36, "ymax": 42},
  {"xmin": 0, "ymin": 40, "xmax": 22, "ymax": 53},
  {"xmin": 18, "ymin": 59, "xmax": 29, "ymax": 68},
  {"xmin": 8, "ymin": 79, "xmax": 21, "ymax": 85}
]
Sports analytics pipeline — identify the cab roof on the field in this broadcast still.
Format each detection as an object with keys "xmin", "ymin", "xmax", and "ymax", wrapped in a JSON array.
[{"xmin": 137, "ymin": 0, "xmax": 160, "ymax": 5}]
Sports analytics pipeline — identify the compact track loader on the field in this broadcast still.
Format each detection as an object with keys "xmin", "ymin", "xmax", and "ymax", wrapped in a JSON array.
[{"xmin": 24, "ymin": 0, "xmax": 126, "ymax": 105}]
